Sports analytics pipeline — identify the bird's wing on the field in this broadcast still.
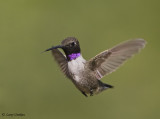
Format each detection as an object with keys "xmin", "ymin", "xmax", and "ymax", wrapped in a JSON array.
[
  {"xmin": 87, "ymin": 39, "xmax": 146, "ymax": 80},
  {"xmin": 51, "ymin": 49, "xmax": 72, "ymax": 79}
]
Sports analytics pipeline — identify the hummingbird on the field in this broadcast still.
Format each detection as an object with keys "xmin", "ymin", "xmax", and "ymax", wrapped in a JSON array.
[{"xmin": 44, "ymin": 37, "xmax": 146, "ymax": 97}]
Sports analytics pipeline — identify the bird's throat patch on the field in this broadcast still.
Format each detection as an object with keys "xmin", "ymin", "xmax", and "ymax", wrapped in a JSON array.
[{"xmin": 68, "ymin": 53, "xmax": 81, "ymax": 60}]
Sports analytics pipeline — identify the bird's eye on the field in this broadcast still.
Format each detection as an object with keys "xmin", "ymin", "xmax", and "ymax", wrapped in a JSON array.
[{"xmin": 71, "ymin": 42, "xmax": 76, "ymax": 47}]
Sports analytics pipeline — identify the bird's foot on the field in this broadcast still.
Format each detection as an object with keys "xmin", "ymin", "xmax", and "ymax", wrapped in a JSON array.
[
  {"xmin": 81, "ymin": 91, "xmax": 88, "ymax": 97},
  {"xmin": 90, "ymin": 89, "xmax": 93, "ymax": 96}
]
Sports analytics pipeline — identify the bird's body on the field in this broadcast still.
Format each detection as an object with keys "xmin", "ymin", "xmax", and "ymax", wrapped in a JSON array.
[
  {"xmin": 67, "ymin": 55, "xmax": 104, "ymax": 95},
  {"xmin": 45, "ymin": 37, "xmax": 146, "ymax": 97}
]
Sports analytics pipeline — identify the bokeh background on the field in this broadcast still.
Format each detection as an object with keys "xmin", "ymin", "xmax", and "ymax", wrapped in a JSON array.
[{"xmin": 0, "ymin": 0, "xmax": 160, "ymax": 119}]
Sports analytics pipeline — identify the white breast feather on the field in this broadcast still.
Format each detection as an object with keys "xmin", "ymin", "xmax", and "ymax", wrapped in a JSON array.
[{"xmin": 68, "ymin": 55, "xmax": 86, "ymax": 82}]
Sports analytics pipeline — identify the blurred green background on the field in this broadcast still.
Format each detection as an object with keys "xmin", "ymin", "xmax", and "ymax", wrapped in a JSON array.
[{"xmin": 0, "ymin": 0, "xmax": 160, "ymax": 119}]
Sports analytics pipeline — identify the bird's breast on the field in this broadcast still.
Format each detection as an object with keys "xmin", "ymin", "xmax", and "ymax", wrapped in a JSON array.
[{"xmin": 67, "ymin": 55, "xmax": 86, "ymax": 82}]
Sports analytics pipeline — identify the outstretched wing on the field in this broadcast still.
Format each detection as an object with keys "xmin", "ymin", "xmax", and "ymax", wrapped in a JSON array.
[
  {"xmin": 88, "ymin": 39, "xmax": 146, "ymax": 80},
  {"xmin": 51, "ymin": 49, "xmax": 71, "ymax": 79}
]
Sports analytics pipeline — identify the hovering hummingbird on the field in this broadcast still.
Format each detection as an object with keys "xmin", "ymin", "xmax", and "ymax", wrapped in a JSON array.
[{"xmin": 44, "ymin": 37, "xmax": 146, "ymax": 97}]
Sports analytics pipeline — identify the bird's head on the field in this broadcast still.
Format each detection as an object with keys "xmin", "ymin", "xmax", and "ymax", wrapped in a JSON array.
[{"xmin": 44, "ymin": 37, "xmax": 81, "ymax": 60}]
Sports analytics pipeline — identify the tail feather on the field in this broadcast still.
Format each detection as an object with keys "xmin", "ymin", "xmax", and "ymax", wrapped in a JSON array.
[
  {"xmin": 97, "ymin": 80, "xmax": 113, "ymax": 93},
  {"xmin": 103, "ymin": 83, "xmax": 114, "ymax": 89}
]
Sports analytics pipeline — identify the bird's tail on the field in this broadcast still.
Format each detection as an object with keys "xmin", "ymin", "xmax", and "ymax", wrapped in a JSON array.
[
  {"xmin": 97, "ymin": 81, "xmax": 113, "ymax": 93},
  {"xmin": 103, "ymin": 83, "xmax": 114, "ymax": 89}
]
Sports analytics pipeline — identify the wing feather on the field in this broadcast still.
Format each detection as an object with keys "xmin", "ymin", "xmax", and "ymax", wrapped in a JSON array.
[
  {"xmin": 51, "ymin": 49, "xmax": 71, "ymax": 79},
  {"xmin": 88, "ymin": 39, "xmax": 146, "ymax": 79}
]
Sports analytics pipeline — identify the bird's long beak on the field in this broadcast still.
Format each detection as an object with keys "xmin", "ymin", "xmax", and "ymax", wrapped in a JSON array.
[{"xmin": 43, "ymin": 45, "xmax": 63, "ymax": 52}]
